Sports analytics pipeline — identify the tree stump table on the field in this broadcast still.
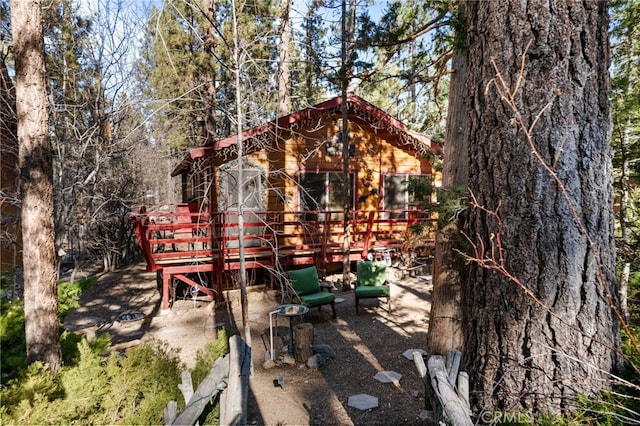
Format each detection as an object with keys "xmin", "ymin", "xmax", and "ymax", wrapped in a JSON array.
[
  {"xmin": 294, "ymin": 322, "xmax": 314, "ymax": 363},
  {"xmin": 276, "ymin": 304, "xmax": 309, "ymax": 358}
]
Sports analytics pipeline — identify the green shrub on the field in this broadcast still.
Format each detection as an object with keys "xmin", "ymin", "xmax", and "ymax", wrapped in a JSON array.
[
  {"xmin": 191, "ymin": 328, "xmax": 229, "ymax": 426},
  {"xmin": 0, "ymin": 299, "xmax": 27, "ymax": 382},
  {"xmin": 0, "ymin": 338, "xmax": 185, "ymax": 425},
  {"xmin": 101, "ymin": 339, "xmax": 184, "ymax": 425},
  {"xmin": 192, "ymin": 328, "xmax": 229, "ymax": 386},
  {"xmin": 57, "ymin": 276, "xmax": 97, "ymax": 323},
  {"xmin": 0, "ymin": 275, "xmax": 98, "ymax": 381},
  {"xmin": 60, "ymin": 330, "xmax": 111, "ymax": 365}
]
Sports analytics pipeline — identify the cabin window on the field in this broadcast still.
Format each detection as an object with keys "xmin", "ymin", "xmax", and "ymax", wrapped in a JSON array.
[
  {"xmin": 220, "ymin": 169, "xmax": 264, "ymax": 210},
  {"xmin": 383, "ymin": 174, "xmax": 432, "ymax": 219},
  {"xmin": 299, "ymin": 171, "xmax": 354, "ymax": 219},
  {"xmin": 219, "ymin": 167, "xmax": 265, "ymax": 247}
]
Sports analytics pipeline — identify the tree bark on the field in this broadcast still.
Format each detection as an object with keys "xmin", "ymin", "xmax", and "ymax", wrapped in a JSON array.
[
  {"xmin": 203, "ymin": 0, "xmax": 218, "ymax": 145},
  {"xmin": 427, "ymin": 51, "xmax": 468, "ymax": 356},
  {"xmin": 428, "ymin": 220, "xmax": 466, "ymax": 355},
  {"xmin": 11, "ymin": 0, "xmax": 62, "ymax": 370},
  {"xmin": 294, "ymin": 322, "xmax": 314, "ymax": 362},
  {"xmin": 463, "ymin": 0, "xmax": 619, "ymax": 414},
  {"xmin": 617, "ymin": 122, "xmax": 631, "ymax": 322},
  {"xmin": 277, "ymin": 0, "xmax": 291, "ymax": 118},
  {"xmin": 340, "ymin": 0, "xmax": 355, "ymax": 291},
  {"xmin": 441, "ymin": 52, "xmax": 469, "ymax": 190}
]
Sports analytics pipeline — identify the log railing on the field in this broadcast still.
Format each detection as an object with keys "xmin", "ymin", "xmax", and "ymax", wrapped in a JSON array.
[
  {"xmin": 164, "ymin": 335, "xmax": 250, "ymax": 426},
  {"xmin": 413, "ymin": 349, "xmax": 473, "ymax": 425}
]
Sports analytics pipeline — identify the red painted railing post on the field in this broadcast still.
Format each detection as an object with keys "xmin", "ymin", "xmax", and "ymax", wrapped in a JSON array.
[{"xmin": 361, "ymin": 210, "xmax": 375, "ymax": 259}]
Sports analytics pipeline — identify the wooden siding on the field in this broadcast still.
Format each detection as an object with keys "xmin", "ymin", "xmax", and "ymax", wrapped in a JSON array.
[{"xmin": 209, "ymin": 115, "xmax": 434, "ymax": 215}]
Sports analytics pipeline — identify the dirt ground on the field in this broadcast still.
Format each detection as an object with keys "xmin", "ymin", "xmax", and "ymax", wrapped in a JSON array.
[{"xmin": 64, "ymin": 261, "xmax": 434, "ymax": 425}]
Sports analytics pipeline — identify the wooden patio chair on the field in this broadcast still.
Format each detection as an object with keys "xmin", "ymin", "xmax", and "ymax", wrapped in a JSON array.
[
  {"xmin": 288, "ymin": 266, "xmax": 336, "ymax": 318},
  {"xmin": 355, "ymin": 260, "xmax": 391, "ymax": 315}
]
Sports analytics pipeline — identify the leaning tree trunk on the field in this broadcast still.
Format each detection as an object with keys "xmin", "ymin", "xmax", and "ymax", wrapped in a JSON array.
[
  {"xmin": 463, "ymin": 0, "xmax": 620, "ymax": 415},
  {"xmin": 11, "ymin": 0, "xmax": 62, "ymax": 370}
]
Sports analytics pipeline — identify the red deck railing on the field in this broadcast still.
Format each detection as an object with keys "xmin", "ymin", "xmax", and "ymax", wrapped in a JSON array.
[{"xmin": 130, "ymin": 203, "xmax": 435, "ymax": 309}]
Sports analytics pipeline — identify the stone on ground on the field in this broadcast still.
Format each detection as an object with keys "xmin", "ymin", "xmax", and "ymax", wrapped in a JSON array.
[
  {"xmin": 307, "ymin": 354, "xmax": 322, "ymax": 368},
  {"xmin": 402, "ymin": 348, "xmax": 426, "ymax": 360},
  {"xmin": 374, "ymin": 370, "xmax": 402, "ymax": 384},
  {"xmin": 313, "ymin": 343, "xmax": 336, "ymax": 358},
  {"xmin": 348, "ymin": 394, "xmax": 379, "ymax": 410}
]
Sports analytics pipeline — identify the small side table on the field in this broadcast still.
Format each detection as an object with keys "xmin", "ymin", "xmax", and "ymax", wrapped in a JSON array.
[{"xmin": 276, "ymin": 304, "xmax": 309, "ymax": 357}]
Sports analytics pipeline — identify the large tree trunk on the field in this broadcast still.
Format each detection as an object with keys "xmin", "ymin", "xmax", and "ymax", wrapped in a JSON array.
[
  {"xmin": 463, "ymin": 0, "xmax": 619, "ymax": 414},
  {"xmin": 11, "ymin": 0, "xmax": 62, "ymax": 370},
  {"xmin": 427, "ymin": 51, "xmax": 468, "ymax": 356}
]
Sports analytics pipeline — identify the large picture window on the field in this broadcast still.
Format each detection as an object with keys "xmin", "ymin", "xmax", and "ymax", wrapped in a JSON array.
[
  {"xmin": 383, "ymin": 174, "xmax": 432, "ymax": 219},
  {"xmin": 299, "ymin": 171, "xmax": 354, "ymax": 219}
]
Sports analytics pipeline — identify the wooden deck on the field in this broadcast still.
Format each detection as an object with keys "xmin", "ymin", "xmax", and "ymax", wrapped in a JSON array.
[{"xmin": 131, "ymin": 204, "xmax": 435, "ymax": 309}]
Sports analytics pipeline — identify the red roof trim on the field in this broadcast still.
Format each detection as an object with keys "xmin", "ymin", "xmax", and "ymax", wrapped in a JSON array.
[
  {"xmin": 210, "ymin": 93, "xmax": 441, "ymax": 152},
  {"xmin": 172, "ymin": 93, "xmax": 441, "ymax": 176}
]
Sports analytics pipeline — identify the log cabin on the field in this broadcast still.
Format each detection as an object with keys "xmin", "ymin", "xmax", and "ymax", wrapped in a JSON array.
[{"xmin": 131, "ymin": 93, "xmax": 441, "ymax": 309}]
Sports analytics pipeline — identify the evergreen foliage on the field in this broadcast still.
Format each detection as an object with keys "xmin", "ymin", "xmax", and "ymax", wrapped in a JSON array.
[
  {"xmin": 0, "ymin": 339, "xmax": 185, "ymax": 425},
  {"xmin": 611, "ymin": 0, "xmax": 640, "ymax": 270},
  {"xmin": 56, "ymin": 277, "xmax": 97, "ymax": 322},
  {"xmin": 356, "ymin": 0, "xmax": 457, "ymax": 136},
  {"xmin": 296, "ymin": 0, "xmax": 328, "ymax": 108},
  {"xmin": 1, "ymin": 280, "xmax": 230, "ymax": 426},
  {"xmin": 191, "ymin": 327, "xmax": 229, "ymax": 386},
  {"xmin": 0, "ymin": 334, "xmax": 232, "ymax": 425},
  {"xmin": 137, "ymin": 0, "xmax": 279, "ymax": 151},
  {"xmin": 191, "ymin": 328, "xmax": 230, "ymax": 425},
  {"xmin": 0, "ymin": 275, "xmax": 97, "ymax": 382},
  {"xmin": 434, "ymin": 185, "xmax": 466, "ymax": 229},
  {"xmin": 0, "ymin": 299, "xmax": 27, "ymax": 382}
]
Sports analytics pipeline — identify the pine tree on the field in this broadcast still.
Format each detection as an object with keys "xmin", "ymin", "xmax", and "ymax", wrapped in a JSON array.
[
  {"xmin": 11, "ymin": 0, "xmax": 62, "ymax": 370},
  {"xmin": 611, "ymin": 0, "xmax": 640, "ymax": 322},
  {"xmin": 463, "ymin": 0, "xmax": 620, "ymax": 413},
  {"xmin": 357, "ymin": 0, "xmax": 455, "ymax": 135}
]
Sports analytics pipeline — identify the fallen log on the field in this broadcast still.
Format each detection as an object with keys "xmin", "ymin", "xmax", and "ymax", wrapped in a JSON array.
[
  {"xmin": 413, "ymin": 352, "xmax": 443, "ymax": 421},
  {"xmin": 413, "ymin": 350, "xmax": 473, "ymax": 425},
  {"xmin": 219, "ymin": 335, "xmax": 251, "ymax": 425}
]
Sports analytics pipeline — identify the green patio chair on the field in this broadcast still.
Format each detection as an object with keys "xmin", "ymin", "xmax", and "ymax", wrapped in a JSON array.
[
  {"xmin": 355, "ymin": 260, "xmax": 391, "ymax": 315},
  {"xmin": 288, "ymin": 266, "xmax": 336, "ymax": 318}
]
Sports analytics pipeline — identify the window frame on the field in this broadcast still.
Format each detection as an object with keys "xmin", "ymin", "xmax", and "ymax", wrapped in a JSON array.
[
  {"xmin": 382, "ymin": 173, "xmax": 432, "ymax": 219},
  {"xmin": 298, "ymin": 170, "xmax": 355, "ymax": 220}
]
